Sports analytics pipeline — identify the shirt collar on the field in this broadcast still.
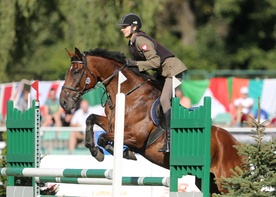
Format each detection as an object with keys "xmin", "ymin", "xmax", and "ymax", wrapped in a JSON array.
[{"xmin": 129, "ymin": 33, "xmax": 138, "ymax": 45}]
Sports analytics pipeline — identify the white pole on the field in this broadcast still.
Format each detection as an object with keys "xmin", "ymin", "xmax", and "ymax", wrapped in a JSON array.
[
  {"xmin": 27, "ymin": 92, "xmax": 31, "ymax": 109},
  {"xmin": 172, "ymin": 76, "xmax": 182, "ymax": 97},
  {"xmin": 112, "ymin": 71, "xmax": 126, "ymax": 197}
]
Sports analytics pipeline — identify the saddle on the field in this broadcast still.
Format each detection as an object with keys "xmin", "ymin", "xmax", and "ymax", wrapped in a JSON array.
[
  {"xmin": 147, "ymin": 98, "xmax": 166, "ymax": 148},
  {"xmin": 147, "ymin": 98, "xmax": 197, "ymax": 148}
]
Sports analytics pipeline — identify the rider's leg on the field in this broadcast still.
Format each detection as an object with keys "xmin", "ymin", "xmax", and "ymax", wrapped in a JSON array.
[
  {"xmin": 159, "ymin": 77, "xmax": 172, "ymax": 153},
  {"xmin": 159, "ymin": 109, "xmax": 171, "ymax": 152}
]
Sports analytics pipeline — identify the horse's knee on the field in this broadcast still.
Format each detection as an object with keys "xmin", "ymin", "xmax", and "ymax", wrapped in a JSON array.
[{"xmin": 86, "ymin": 114, "xmax": 98, "ymax": 126}]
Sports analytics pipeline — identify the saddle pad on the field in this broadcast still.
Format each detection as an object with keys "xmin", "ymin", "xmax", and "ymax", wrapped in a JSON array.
[{"xmin": 150, "ymin": 98, "xmax": 160, "ymax": 126}]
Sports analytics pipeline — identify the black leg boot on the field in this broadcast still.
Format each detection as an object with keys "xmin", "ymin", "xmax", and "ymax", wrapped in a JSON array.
[{"xmin": 158, "ymin": 110, "xmax": 171, "ymax": 153}]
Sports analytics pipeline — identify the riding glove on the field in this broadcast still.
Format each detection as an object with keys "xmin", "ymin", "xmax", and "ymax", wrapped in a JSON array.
[{"xmin": 126, "ymin": 59, "xmax": 137, "ymax": 67}]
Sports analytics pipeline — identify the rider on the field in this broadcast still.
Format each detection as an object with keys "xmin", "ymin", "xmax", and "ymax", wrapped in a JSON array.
[{"xmin": 118, "ymin": 13, "xmax": 188, "ymax": 153}]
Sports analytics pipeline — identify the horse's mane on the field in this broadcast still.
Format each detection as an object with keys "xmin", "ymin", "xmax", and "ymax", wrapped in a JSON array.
[
  {"xmin": 84, "ymin": 48, "xmax": 164, "ymax": 89},
  {"xmin": 84, "ymin": 48, "xmax": 126, "ymax": 64}
]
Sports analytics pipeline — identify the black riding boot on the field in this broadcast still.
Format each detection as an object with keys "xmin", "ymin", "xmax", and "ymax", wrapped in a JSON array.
[{"xmin": 159, "ymin": 110, "xmax": 171, "ymax": 153}]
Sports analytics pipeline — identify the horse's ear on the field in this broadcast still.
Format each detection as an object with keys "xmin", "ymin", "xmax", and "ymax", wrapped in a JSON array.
[
  {"xmin": 74, "ymin": 47, "xmax": 83, "ymax": 60},
  {"xmin": 65, "ymin": 48, "xmax": 75, "ymax": 58}
]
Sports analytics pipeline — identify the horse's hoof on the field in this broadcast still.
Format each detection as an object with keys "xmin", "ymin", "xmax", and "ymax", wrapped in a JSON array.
[
  {"xmin": 90, "ymin": 146, "xmax": 104, "ymax": 162},
  {"xmin": 123, "ymin": 149, "xmax": 137, "ymax": 160},
  {"xmin": 94, "ymin": 147, "xmax": 104, "ymax": 162},
  {"xmin": 105, "ymin": 144, "xmax": 114, "ymax": 155}
]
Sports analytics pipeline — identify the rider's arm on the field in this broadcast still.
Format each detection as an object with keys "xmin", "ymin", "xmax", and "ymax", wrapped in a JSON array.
[{"xmin": 135, "ymin": 36, "xmax": 160, "ymax": 71}]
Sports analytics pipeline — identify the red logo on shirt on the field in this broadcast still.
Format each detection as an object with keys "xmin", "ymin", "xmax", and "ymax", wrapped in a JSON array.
[{"xmin": 142, "ymin": 44, "xmax": 148, "ymax": 51}]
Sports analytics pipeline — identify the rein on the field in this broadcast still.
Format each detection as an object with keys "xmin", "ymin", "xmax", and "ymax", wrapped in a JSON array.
[
  {"xmin": 125, "ymin": 78, "xmax": 150, "ymax": 96},
  {"xmin": 100, "ymin": 64, "xmax": 127, "ymax": 85}
]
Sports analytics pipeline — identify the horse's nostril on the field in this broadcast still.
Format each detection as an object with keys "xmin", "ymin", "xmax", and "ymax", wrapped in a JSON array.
[{"xmin": 60, "ymin": 99, "xmax": 67, "ymax": 109}]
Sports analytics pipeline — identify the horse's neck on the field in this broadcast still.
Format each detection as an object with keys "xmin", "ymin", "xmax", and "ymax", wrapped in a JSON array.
[
  {"xmin": 88, "ymin": 56, "xmax": 159, "ymax": 104},
  {"xmin": 88, "ymin": 58, "xmax": 125, "ymax": 100},
  {"xmin": 103, "ymin": 68, "xmax": 137, "ymax": 100}
]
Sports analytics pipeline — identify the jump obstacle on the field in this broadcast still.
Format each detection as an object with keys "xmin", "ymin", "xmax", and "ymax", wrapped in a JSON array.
[
  {"xmin": 0, "ymin": 167, "xmax": 169, "ymax": 186},
  {"xmin": 4, "ymin": 97, "xmax": 211, "ymax": 197},
  {"xmin": 170, "ymin": 97, "xmax": 211, "ymax": 197}
]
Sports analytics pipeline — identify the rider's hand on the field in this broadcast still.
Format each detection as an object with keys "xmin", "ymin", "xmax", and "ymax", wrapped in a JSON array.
[{"xmin": 126, "ymin": 59, "xmax": 137, "ymax": 67}]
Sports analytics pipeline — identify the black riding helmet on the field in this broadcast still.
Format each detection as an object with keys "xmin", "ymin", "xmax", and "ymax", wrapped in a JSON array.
[{"xmin": 118, "ymin": 13, "xmax": 142, "ymax": 30}]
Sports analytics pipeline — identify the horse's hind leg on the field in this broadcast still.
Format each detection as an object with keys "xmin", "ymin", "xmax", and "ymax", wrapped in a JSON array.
[
  {"xmin": 195, "ymin": 173, "xmax": 220, "ymax": 196},
  {"xmin": 85, "ymin": 114, "xmax": 104, "ymax": 162},
  {"xmin": 209, "ymin": 173, "xmax": 220, "ymax": 195},
  {"xmin": 97, "ymin": 133, "xmax": 137, "ymax": 160},
  {"xmin": 123, "ymin": 148, "xmax": 137, "ymax": 160}
]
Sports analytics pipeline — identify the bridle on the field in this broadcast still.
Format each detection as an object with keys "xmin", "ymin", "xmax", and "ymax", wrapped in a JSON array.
[
  {"xmin": 62, "ymin": 52, "xmax": 150, "ymax": 105},
  {"xmin": 62, "ymin": 54, "xmax": 98, "ymax": 102},
  {"xmin": 61, "ymin": 53, "xmax": 129, "ymax": 103}
]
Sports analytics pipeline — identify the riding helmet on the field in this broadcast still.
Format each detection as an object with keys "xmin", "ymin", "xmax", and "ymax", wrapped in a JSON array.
[{"xmin": 118, "ymin": 13, "xmax": 142, "ymax": 30}]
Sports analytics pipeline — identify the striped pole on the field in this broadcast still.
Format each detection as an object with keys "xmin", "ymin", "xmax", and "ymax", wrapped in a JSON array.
[
  {"xmin": 36, "ymin": 177, "xmax": 169, "ymax": 187},
  {"xmin": 0, "ymin": 168, "xmax": 112, "ymax": 179},
  {"xmin": 121, "ymin": 177, "xmax": 169, "ymax": 186},
  {"xmin": 36, "ymin": 177, "xmax": 113, "ymax": 185},
  {"xmin": 0, "ymin": 168, "xmax": 169, "ymax": 187}
]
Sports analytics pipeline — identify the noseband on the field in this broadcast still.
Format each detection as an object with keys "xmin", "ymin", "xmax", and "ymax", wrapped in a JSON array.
[{"xmin": 62, "ymin": 54, "xmax": 97, "ymax": 102}]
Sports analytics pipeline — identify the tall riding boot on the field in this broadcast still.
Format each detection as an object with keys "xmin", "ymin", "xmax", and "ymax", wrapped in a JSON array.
[{"xmin": 159, "ymin": 110, "xmax": 171, "ymax": 153}]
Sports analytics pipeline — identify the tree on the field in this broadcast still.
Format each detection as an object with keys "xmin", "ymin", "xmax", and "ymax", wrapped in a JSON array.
[
  {"xmin": 0, "ymin": 0, "xmax": 16, "ymax": 82},
  {"xmin": 1, "ymin": 0, "xmax": 162, "ymax": 82},
  {"xmin": 157, "ymin": 0, "xmax": 276, "ymax": 70},
  {"xmin": 214, "ymin": 0, "xmax": 276, "ymax": 70},
  {"xmin": 215, "ymin": 100, "xmax": 276, "ymax": 196},
  {"xmin": 1, "ymin": 0, "xmax": 67, "ymax": 81},
  {"xmin": 1, "ymin": 0, "xmax": 276, "ymax": 82}
]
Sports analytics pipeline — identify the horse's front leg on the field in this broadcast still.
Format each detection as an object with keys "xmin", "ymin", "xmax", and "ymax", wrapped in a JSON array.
[
  {"xmin": 97, "ymin": 132, "xmax": 137, "ymax": 160},
  {"xmin": 85, "ymin": 114, "xmax": 109, "ymax": 162}
]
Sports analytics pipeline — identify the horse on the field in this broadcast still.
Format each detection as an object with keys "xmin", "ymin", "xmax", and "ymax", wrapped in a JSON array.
[{"xmin": 59, "ymin": 47, "xmax": 242, "ymax": 194}]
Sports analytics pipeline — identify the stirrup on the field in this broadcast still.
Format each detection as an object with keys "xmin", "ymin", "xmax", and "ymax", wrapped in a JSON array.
[{"xmin": 158, "ymin": 142, "xmax": 170, "ymax": 153}]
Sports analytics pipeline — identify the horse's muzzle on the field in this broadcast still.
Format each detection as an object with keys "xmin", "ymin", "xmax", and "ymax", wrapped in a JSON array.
[{"xmin": 59, "ymin": 96, "xmax": 76, "ymax": 111}]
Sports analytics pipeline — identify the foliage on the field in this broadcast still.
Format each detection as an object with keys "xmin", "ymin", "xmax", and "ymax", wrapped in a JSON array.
[
  {"xmin": 0, "ymin": 132, "xmax": 7, "ymax": 197},
  {"xmin": 214, "ymin": 101, "xmax": 276, "ymax": 196},
  {"xmin": 0, "ymin": 0, "xmax": 15, "ymax": 82},
  {"xmin": 218, "ymin": 0, "xmax": 276, "ymax": 70},
  {"xmin": 0, "ymin": 0, "xmax": 275, "ymax": 82}
]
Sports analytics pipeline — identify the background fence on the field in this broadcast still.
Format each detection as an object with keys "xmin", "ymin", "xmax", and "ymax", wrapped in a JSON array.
[{"xmin": 0, "ymin": 127, "xmax": 275, "ymax": 155}]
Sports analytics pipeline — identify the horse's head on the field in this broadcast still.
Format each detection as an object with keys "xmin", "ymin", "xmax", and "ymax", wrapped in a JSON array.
[{"xmin": 60, "ymin": 47, "xmax": 98, "ymax": 111}]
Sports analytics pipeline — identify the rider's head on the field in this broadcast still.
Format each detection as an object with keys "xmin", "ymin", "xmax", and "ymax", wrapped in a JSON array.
[{"xmin": 118, "ymin": 13, "xmax": 142, "ymax": 38}]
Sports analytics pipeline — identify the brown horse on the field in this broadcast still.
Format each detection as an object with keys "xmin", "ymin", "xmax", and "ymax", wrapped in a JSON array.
[{"xmin": 59, "ymin": 48, "xmax": 242, "ymax": 194}]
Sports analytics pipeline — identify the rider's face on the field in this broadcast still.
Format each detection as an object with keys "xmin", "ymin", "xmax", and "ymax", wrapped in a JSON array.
[
  {"xmin": 121, "ymin": 25, "xmax": 131, "ymax": 38},
  {"xmin": 121, "ymin": 25, "xmax": 137, "ymax": 38}
]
